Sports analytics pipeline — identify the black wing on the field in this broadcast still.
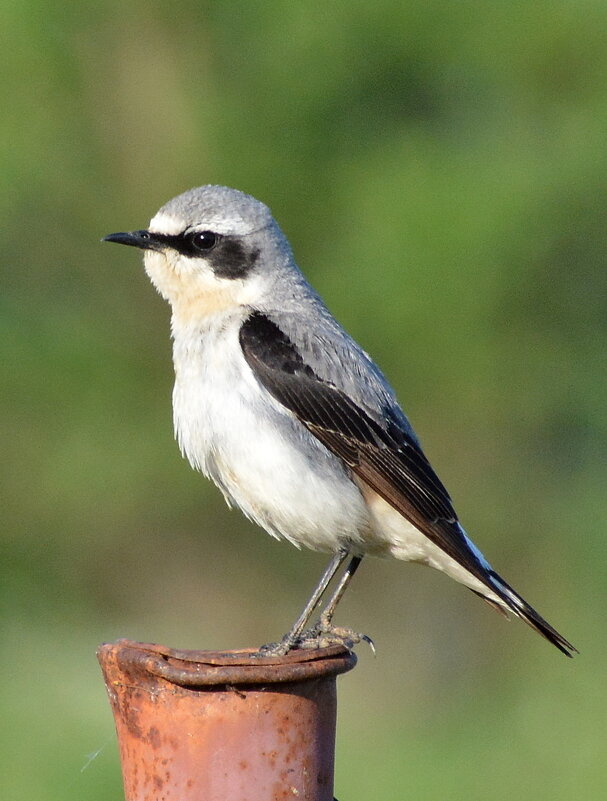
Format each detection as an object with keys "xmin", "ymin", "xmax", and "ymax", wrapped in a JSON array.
[{"xmin": 239, "ymin": 311, "xmax": 491, "ymax": 587}]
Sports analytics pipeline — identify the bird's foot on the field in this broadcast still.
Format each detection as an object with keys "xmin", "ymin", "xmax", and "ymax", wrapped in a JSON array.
[
  {"xmin": 256, "ymin": 624, "xmax": 375, "ymax": 657},
  {"xmin": 296, "ymin": 622, "xmax": 376, "ymax": 654}
]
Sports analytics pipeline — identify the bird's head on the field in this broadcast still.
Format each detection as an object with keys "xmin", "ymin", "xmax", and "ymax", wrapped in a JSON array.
[{"xmin": 104, "ymin": 185, "xmax": 292, "ymax": 323}]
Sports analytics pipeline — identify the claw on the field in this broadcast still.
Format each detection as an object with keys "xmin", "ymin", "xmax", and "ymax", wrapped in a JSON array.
[{"xmin": 360, "ymin": 633, "xmax": 377, "ymax": 656}]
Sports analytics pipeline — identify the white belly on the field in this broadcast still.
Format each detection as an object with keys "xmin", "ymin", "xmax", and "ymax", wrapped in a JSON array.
[{"xmin": 171, "ymin": 318, "xmax": 373, "ymax": 552}]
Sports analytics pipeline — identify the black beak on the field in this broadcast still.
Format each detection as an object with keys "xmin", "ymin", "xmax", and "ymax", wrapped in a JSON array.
[{"xmin": 102, "ymin": 230, "xmax": 163, "ymax": 251}]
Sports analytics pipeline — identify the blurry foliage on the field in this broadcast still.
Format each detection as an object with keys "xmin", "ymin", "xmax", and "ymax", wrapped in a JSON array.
[{"xmin": 1, "ymin": 1, "xmax": 605, "ymax": 799}]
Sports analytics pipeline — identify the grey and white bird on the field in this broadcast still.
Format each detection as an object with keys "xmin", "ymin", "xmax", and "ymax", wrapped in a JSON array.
[{"xmin": 104, "ymin": 185, "xmax": 576, "ymax": 657}]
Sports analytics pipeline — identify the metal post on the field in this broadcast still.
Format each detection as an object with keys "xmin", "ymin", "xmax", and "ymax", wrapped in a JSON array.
[{"xmin": 98, "ymin": 639, "xmax": 356, "ymax": 801}]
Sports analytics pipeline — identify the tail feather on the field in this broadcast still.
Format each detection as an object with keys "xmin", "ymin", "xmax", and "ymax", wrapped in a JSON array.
[
  {"xmin": 483, "ymin": 570, "xmax": 578, "ymax": 657},
  {"xmin": 471, "ymin": 590, "xmax": 510, "ymax": 620}
]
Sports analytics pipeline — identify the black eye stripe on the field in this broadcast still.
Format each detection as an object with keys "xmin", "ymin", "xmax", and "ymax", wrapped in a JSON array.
[
  {"xmin": 146, "ymin": 230, "xmax": 259, "ymax": 280},
  {"xmin": 148, "ymin": 230, "xmax": 222, "ymax": 257}
]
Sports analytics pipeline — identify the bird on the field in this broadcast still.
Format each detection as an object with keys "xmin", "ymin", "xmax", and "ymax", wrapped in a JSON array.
[{"xmin": 103, "ymin": 185, "xmax": 576, "ymax": 658}]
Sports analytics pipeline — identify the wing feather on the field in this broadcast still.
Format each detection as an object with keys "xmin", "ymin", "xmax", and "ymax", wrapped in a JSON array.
[{"xmin": 239, "ymin": 311, "xmax": 490, "ymax": 586}]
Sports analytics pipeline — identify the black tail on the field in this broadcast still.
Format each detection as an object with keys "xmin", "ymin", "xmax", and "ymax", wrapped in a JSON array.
[{"xmin": 481, "ymin": 571, "xmax": 578, "ymax": 657}]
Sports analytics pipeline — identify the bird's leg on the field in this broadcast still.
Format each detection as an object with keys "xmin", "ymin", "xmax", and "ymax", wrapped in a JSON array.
[
  {"xmin": 318, "ymin": 555, "xmax": 363, "ymax": 629},
  {"xmin": 258, "ymin": 549, "xmax": 350, "ymax": 657},
  {"xmin": 297, "ymin": 555, "xmax": 375, "ymax": 652}
]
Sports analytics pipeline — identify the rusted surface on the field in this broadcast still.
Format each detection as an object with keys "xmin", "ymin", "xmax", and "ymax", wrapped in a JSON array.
[{"xmin": 98, "ymin": 639, "xmax": 356, "ymax": 801}]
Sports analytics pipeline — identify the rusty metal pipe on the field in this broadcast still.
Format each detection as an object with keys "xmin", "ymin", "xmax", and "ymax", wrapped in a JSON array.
[{"xmin": 98, "ymin": 639, "xmax": 356, "ymax": 801}]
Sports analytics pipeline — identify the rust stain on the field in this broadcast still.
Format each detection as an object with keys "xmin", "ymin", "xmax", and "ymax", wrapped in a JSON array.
[{"xmin": 146, "ymin": 725, "xmax": 161, "ymax": 749}]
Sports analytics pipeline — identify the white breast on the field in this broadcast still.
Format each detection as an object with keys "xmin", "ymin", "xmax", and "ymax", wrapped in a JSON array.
[{"xmin": 171, "ymin": 313, "xmax": 373, "ymax": 552}]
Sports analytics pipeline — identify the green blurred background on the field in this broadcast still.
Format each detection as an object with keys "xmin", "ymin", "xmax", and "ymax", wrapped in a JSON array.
[{"xmin": 2, "ymin": 1, "xmax": 605, "ymax": 798}]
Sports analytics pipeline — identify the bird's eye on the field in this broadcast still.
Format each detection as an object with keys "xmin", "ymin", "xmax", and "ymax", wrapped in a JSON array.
[{"xmin": 190, "ymin": 230, "xmax": 218, "ymax": 252}]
